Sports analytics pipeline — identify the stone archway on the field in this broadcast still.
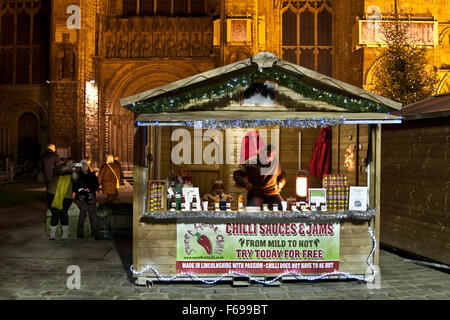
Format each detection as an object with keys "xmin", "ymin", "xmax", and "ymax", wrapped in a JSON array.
[
  {"xmin": 18, "ymin": 113, "xmax": 39, "ymax": 165},
  {"xmin": 102, "ymin": 61, "xmax": 201, "ymax": 171},
  {"xmin": 0, "ymin": 100, "xmax": 47, "ymax": 163}
]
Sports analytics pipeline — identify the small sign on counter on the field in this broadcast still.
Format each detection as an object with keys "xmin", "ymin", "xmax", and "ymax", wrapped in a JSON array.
[{"xmin": 349, "ymin": 186, "xmax": 368, "ymax": 211}]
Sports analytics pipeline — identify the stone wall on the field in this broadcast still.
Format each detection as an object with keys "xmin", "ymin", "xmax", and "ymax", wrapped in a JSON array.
[{"xmin": 48, "ymin": 82, "xmax": 81, "ymax": 160}]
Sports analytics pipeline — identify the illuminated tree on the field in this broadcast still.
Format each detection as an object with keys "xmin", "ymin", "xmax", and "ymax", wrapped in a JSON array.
[{"xmin": 370, "ymin": 12, "xmax": 438, "ymax": 105}]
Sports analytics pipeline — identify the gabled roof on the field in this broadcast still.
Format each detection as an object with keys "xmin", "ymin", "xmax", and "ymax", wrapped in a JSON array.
[
  {"xmin": 393, "ymin": 93, "xmax": 450, "ymax": 120},
  {"xmin": 120, "ymin": 52, "xmax": 402, "ymax": 113}
]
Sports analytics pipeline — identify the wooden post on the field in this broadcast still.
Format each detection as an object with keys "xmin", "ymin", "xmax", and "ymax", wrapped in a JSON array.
[
  {"xmin": 132, "ymin": 127, "xmax": 140, "ymax": 277},
  {"xmin": 132, "ymin": 126, "xmax": 147, "ymax": 279},
  {"xmin": 369, "ymin": 124, "xmax": 381, "ymax": 267},
  {"xmin": 157, "ymin": 126, "xmax": 161, "ymax": 179},
  {"xmin": 374, "ymin": 124, "xmax": 381, "ymax": 267}
]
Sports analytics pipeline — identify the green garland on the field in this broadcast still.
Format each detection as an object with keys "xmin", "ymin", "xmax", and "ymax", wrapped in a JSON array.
[{"xmin": 128, "ymin": 67, "xmax": 388, "ymax": 114}]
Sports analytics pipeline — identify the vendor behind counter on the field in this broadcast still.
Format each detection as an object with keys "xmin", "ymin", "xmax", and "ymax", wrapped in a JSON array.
[{"xmin": 233, "ymin": 144, "xmax": 286, "ymax": 209}]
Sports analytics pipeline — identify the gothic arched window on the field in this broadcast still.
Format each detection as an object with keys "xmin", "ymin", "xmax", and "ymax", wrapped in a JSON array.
[
  {"xmin": 281, "ymin": 0, "xmax": 333, "ymax": 76},
  {"xmin": 0, "ymin": 1, "xmax": 48, "ymax": 84}
]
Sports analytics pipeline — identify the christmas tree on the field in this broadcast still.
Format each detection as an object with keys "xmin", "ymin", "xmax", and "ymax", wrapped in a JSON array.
[{"xmin": 370, "ymin": 11, "xmax": 438, "ymax": 105}]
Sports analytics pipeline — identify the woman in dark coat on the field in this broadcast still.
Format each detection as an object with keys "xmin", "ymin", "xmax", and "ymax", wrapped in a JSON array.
[
  {"xmin": 74, "ymin": 160, "xmax": 100, "ymax": 239},
  {"xmin": 98, "ymin": 154, "xmax": 122, "ymax": 204}
]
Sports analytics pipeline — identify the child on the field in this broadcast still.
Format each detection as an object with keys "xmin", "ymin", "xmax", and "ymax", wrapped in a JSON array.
[{"xmin": 202, "ymin": 180, "xmax": 233, "ymax": 209}]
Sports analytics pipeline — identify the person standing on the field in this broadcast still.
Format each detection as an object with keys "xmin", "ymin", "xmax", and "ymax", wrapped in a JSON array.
[
  {"xmin": 233, "ymin": 144, "xmax": 286, "ymax": 209},
  {"xmin": 47, "ymin": 160, "xmax": 75, "ymax": 240},
  {"xmin": 98, "ymin": 154, "xmax": 121, "ymax": 204},
  {"xmin": 85, "ymin": 157, "xmax": 94, "ymax": 172},
  {"xmin": 39, "ymin": 144, "xmax": 61, "ymax": 190},
  {"xmin": 113, "ymin": 156, "xmax": 124, "ymax": 200},
  {"xmin": 74, "ymin": 160, "xmax": 101, "ymax": 240}
]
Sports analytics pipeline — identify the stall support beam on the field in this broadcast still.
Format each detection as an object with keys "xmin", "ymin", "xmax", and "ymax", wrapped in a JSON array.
[
  {"xmin": 133, "ymin": 126, "xmax": 147, "ymax": 280},
  {"xmin": 370, "ymin": 124, "xmax": 381, "ymax": 268},
  {"xmin": 375, "ymin": 124, "xmax": 381, "ymax": 267}
]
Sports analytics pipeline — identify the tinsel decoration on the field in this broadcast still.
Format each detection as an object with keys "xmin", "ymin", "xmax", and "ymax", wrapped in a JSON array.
[
  {"xmin": 130, "ymin": 225, "xmax": 378, "ymax": 285},
  {"xmin": 127, "ymin": 68, "xmax": 388, "ymax": 114},
  {"xmin": 140, "ymin": 208, "xmax": 376, "ymax": 223},
  {"xmin": 183, "ymin": 118, "xmax": 343, "ymax": 129}
]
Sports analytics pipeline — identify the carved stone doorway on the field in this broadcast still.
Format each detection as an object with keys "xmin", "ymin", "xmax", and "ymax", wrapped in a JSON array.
[
  {"xmin": 102, "ymin": 61, "xmax": 205, "ymax": 172},
  {"xmin": 105, "ymin": 111, "xmax": 134, "ymax": 171},
  {"xmin": 18, "ymin": 112, "xmax": 39, "ymax": 166}
]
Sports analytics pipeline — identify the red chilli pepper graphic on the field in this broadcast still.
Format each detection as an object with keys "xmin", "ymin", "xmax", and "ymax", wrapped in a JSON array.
[{"xmin": 195, "ymin": 232, "xmax": 212, "ymax": 255}]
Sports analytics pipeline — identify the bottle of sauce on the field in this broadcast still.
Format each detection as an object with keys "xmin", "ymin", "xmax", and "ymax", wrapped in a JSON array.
[
  {"xmin": 226, "ymin": 197, "xmax": 231, "ymax": 211},
  {"xmin": 219, "ymin": 194, "xmax": 227, "ymax": 211},
  {"xmin": 170, "ymin": 194, "xmax": 176, "ymax": 211},
  {"xmin": 175, "ymin": 192, "xmax": 181, "ymax": 211},
  {"xmin": 181, "ymin": 194, "xmax": 186, "ymax": 211},
  {"xmin": 238, "ymin": 195, "xmax": 244, "ymax": 212},
  {"xmin": 215, "ymin": 195, "xmax": 220, "ymax": 211},
  {"xmin": 192, "ymin": 196, "xmax": 198, "ymax": 211}
]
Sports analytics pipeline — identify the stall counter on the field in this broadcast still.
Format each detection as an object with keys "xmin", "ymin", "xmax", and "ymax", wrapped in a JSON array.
[{"xmin": 132, "ymin": 209, "xmax": 376, "ymax": 285}]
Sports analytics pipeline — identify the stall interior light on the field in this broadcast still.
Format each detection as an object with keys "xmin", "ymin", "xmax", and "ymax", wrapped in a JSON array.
[{"xmin": 296, "ymin": 170, "xmax": 309, "ymax": 200}]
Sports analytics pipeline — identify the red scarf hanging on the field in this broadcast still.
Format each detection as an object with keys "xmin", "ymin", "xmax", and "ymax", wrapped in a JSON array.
[
  {"xmin": 240, "ymin": 131, "xmax": 265, "ymax": 164},
  {"xmin": 307, "ymin": 127, "xmax": 332, "ymax": 178}
]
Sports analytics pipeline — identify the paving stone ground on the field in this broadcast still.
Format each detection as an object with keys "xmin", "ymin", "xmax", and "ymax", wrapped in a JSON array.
[{"xmin": 0, "ymin": 183, "xmax": 449, "ymax": 300}]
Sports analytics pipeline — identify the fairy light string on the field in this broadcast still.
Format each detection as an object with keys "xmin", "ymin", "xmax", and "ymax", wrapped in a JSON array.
[
  {"xmin": 130, "ymin": 225, "xmax": 377, "ymax": 285},
  {"xmin": 127, "ymin": 68, "xmax": 389, "ymax": 114}
]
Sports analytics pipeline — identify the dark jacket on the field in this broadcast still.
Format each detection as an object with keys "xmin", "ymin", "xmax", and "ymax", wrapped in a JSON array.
[
  {"xmin": 73, "ymin": 171, "xmax": 99, "ymax": 196},
  {"xmin": 98, "ymin": 161, "xmax": 122, "ymax": 195},
  {"xmin": 47, "ymin": 165, "xmax": 74, "ymax": 200},
  {"xmin": 40, "ymin": 149, "xmax": 61, "ymax": 184},
  {"xmin": 233, "ymin": 156, "xmax": 286, "ymax": 197}
]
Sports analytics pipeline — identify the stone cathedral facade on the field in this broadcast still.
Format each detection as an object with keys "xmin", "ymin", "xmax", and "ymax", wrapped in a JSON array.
[{"xmin": 1, "ymin": 0, "xmax": 450, "ymax": 171}]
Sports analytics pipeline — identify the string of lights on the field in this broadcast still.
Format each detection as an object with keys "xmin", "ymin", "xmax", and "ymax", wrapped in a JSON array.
[
  {"xmin": 130, "ymin": 225, "xmax": 377, "ymax": 285},
  {"xmin": 127, "ymin": 68, "xmax": 389, "ymax": 114}
]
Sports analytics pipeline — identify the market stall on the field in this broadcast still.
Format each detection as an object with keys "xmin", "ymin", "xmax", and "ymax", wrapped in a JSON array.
[{"xmin": 120, "ymin": 52, "xmax": 402, "ymax": 286}]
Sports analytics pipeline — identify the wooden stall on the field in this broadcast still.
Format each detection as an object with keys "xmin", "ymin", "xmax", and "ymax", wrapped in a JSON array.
[
  {"xmin": 381, "ymin": 94, "xmax": 450, "ymax": 265},
  {"xmin": 120, "ymin": 52, "xmax": 402, "ymax": 285}
]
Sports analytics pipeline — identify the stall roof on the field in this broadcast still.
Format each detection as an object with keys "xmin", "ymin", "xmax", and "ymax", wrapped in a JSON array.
[
  {"xmin": 392, "ymin": 93, "xmax": 450, "ymax": 120},
  {"xmin": 120, "ymin": 52, "xmax": 402, "ymax": 126}
]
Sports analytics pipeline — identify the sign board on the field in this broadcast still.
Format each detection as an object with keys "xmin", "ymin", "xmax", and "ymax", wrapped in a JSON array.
[
  {"xmin": 349, "ymin": 186, "xmax": 368, "ymax": 211},
  {"xmin": 355, "ymin": 20, "xmax": 438, "ymax": 48},
  {"xmin": 227, "ymin": 19, "xmax": 251, "ymax": 43},
  {"xmin": 182, "ymin": 187, "xmax": 201, "ymax": 205},
  {"xmin": 176, "ymin": 222, "xmax": 340, "ymax": 274},
  {"xmin": 56, "ymin": 147, "xmax": 70, "ymax": 159},
  {"xmin": 309, "ymin": 188, "xmax": 327, "ymax": 206}
]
